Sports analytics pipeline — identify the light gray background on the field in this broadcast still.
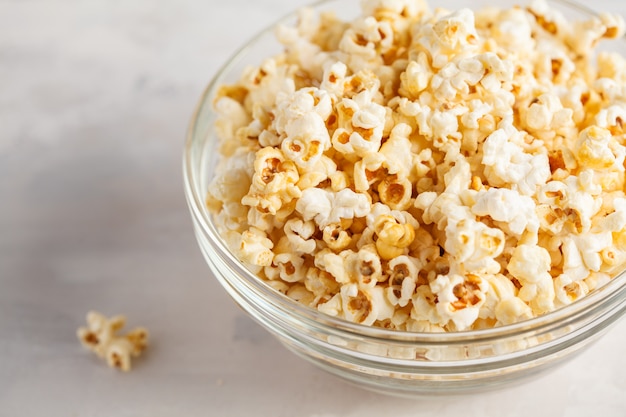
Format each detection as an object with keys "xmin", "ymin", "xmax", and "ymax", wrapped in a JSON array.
[{"xmin": 1, "ymin": 0, "xmax": 625, "ymax": 416}]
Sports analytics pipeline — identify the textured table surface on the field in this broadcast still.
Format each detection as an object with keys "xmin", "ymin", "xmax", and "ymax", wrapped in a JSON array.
[{"xmin": 1, "ymin": 0, "xmax": 625, "ymax": 416}]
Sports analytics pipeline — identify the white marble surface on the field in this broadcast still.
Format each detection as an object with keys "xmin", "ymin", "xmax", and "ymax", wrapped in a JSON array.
[{"xmin": 1, "ymin": 0, "xmax": 626, "ymax": 416}]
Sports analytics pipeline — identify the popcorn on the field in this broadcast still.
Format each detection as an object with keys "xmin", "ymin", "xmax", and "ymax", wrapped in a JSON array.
[
  {"xmin": 481, "ymin": 127, "xmax": 551, "ymax": 196},
  {"xmin": 471, "ymin": 188, "xmax": 539, "ymax": 239},
  {"xmin": 575, "ymin": 126, "xmax": 618, "ymax": 170},
  {"xmin": 348, "ymin": 244, "xmax": 384, "ymax": 288},
  {"xmin": 554, "ymin": 274, "xmax": 590, "ymax": 305},
  {"xmin": 445, "ymin": 217, "xmax": 505, "ymax": 273},
  {"xmin": 305, "ymin": 267, "xmax": 340, "ymax": 302},
  {"xmin": 339, "ymin": 16, "xmax": 394, "ymax": 67},
  {"xmin": 495, "ymin": 297, "xmax": 534, "ymax": 325},
  {"xmin": 377, "ymin": 175, "xmax": 413, "ymax": 210},
  {"xmin": 507, "ymin": 244, "xmax": 555, "ymax": 314},
  {"xmin": 286, "ymin": 283, "xmax": 316, "ymax": 305},
  {"xmin": 296, "ymin": 187, "xmax": 370, "ymax": 228},
  {"xmin": 386, "ymin": 255, "xmax": 421, "ymax": 307},
  {"xmin": 241, "ymin": 58, "xmax": 296, "ymax": 111},
  {"xmin": 332, "ymin": 89, "xmax": 387, "ymax": 158},
  {"xmin": 206, "ymin": 0, "xmax": 626, "ymax": 332},
  {"xmin": 521, "ymin": 93, "xmax": 574, "ymax": 135},
  {"xmin": 322, "ymin": 223, "xmax": 353, "ymax": 251},
  {"xmin": 214, "ymin": 97, "xmax": 252, "ymax": 154},
  {"xmin": 399, "ymin": 53, "xmax": 433, "ymax": 99},
  {"xmin": 208, "ymin": 147, "xmax": 255, "ymax": 206},
  {"xmin": 430, "ymin": 273, "xmax": 487, "ymax": 331},
  {"xmin": 414, "ymin": 8, "xmax": 479, "ymax": 68},
  {"xmin": 373, "ymin": 213, "xmax": 416, "ymax": 260},
  {"xmin": 242, "ymin": 147, "xmax": 301, "ymax": 215},
  {"xmin": 284, "ymin": 218, "xmax": 317, "ymax": 254},
  {"xmin": 77, "ymin": 311, "xmax": 148, "ymax": 372},
  {"xmin": 238, "ymin": 228, "xmax": 275, "ymax": 267},
  {"xmin": 339, "ymin": 283, "xmax": 394, "ymax": 325}
]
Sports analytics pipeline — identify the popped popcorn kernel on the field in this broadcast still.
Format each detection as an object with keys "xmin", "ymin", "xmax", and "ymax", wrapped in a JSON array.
[
  {"xmin": 242, "ymin": 147, "xmax": 301, "ymax": 215},
  {"xmin": 77, "ymin": 311, "xmax": 148, "ymax": 372},
  {"xmin": 373, "ymin": 213, "xmax": 416, "ymax": 260},
  {"xmin": 575, "ymin": 126, "xmax": 618, "ymax": 170},
  {"xmin": 430, "ymin": 273, "xmax": 487, "ymax": 331},
  {"xmin": 206, "ymin": 0, "xmax": 626, "ymax": 331},
  {"xmin": 238, "ymin": 228, "xmax": 275, "ymax": 267},
  {"xmin": 385, "ymin": 255, "xmax": 421, "ymax": 307}
]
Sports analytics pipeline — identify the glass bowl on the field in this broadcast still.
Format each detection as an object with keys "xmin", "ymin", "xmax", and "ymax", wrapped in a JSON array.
[{"xmin": 184, "ymin": 0, "xmax": 626, "ymax": 395}]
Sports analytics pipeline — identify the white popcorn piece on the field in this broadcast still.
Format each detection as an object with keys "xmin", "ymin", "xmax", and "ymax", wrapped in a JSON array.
[
  {"xmin": 554, "ymin": 273, "xmax": 589, "ymax": 305},
  {"xmin": 214, "ymin": 96, "xmax": 252, "ymax": 147},
  {"xmin": 444, "ymin": 217, "xmax": 505, "ymax": 273},
  {"xmin": 332, "ymin": 90, "xmax": 387, "ymax": 158},
  {"xmin": 575, "ymin": 126, "xmax": 623, "ymax": 172},
  {"xmin": 274, "ymin": 252, "xmax": 307, "ymax": 283},
  {"xmin": 471, "ymin": 188, "xmax": 539, "ymax": 238},
  {"xmin": 286, "ymin": 283, "xmax": 316, "ymax": 305},
  {"xmin": 348, "ymin": 244, "xmax": 384, "ymax": 288},
  {"xmin": 77, "ymin": 311, "xmax": 148, "ymax": 372},
  {"xmin": 538, "ymin": 175, "xmax": 603, "ymax": 233},
  {"xmin": 241, "ymin": 58, "xmax": 296, "ymax": 111},
  {"xmin": 296, "ymin": 187, "xmax": 370, "ymax": 228},
  {"xmin": 339, "ymin": 283, "xmax": 394, "ymax": 325},
  {"xmin": 340, "ymin": 16, "xmax": 394, "ymax": 58},
  {"xmin": 315, "ymin": 248, "xmax": 352, "ymax": 285},
  {"xmin": 482, "ymin": 127, "xmax": 551, "ymax": 196},
  {"xmin": 238, "ymin": 228, "xmax": 275, "ymax": 267},
  {"xmin": 522, "ymin": 93, "xmax": 574, "ymax": 134},
  {"xmin": 208, "ymin": 147, "xmax": 255, "ymax": 205},
  {"xmin": 598, "ymin": 197, "xmax": 626, "ymax": 232},
  {"xmin": 385, "ymin": 255, "xmax": 421, "ymax": 307},
  {"xmin": 378, "ymin": 175, "xmax": 413, "ymax": 210},
  {"xmin": 565, "ymin": 12, "xmax": 625, "ymax": 56},
  {"xmin": 430, "ymin": 273, "xmax": 487, "ymax": 331},
  {"xmin": 414, "ymin": 8, "xmax": 479, "ymax": 69},
  {"xmin": 489, "ymin": 7, "xmax": 534, "ymax": 53},
  {"xmin": 284, "ymin": 218, "xmax": 317, "ymax": 254},
  {"xmin": 275, "ymin": 11, "xmax": 331, "ymax": 80},
  {"xmin": 585, "ymin": 271, "xmax": 612, "ymax": 292},
  {"xmin": 305, "ymin": 267, "xmax": 340, "ymax": 301},
  {"xmin": 526, "ymin": 0, "xmax": 567, "ymax": 36},
  {"xmin": 274, "ymin": 88, "xmax": 333, "ymax": 169},
  {"xmin": 320, "ymin": 61, "xmax": 348, "ymax": 97},
  {"xmin": 480, "ymin": 273, "xmax": 515, "ymax": 318},
  {"xmin": 507, "ymin": 244, "xmax": 555, "ymax": 314},
  {"xmin": 318, "ymin": 293, "xmax": 343, "ymax": 317},
  {"xmin": 378, "ymin": 123, "xmax": 414, "ymax": 179},
  {"xmin": 495, "ymin": 298, "xmax": 534, "ymax": 325},
  {"xmin": 571, "ymin": 231, "xmax": 613, "ymax": 272}
]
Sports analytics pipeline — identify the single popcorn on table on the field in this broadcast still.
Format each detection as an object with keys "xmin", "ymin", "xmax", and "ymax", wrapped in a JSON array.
[
  {"xmin": 206, "ymin": 0, "xmax": 626, "ymax": 332},
  {"xmin": 77, "ymin": 311, "xmax": 148, "ymax": 372}
]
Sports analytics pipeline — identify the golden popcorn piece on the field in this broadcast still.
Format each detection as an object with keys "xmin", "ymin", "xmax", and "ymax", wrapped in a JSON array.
[{"xmin": 373, "ymin": 214, "xmax": 416, "ymax": 260}]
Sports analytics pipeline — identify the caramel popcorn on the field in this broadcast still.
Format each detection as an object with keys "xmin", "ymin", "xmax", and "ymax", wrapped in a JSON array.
[
  {"xmin": 77, "ymin": 311, "xmax": 148, "ymax": 371},
  {"xmin": 207, "ymin": 0, "xmax": 626, "ymax": 331}
]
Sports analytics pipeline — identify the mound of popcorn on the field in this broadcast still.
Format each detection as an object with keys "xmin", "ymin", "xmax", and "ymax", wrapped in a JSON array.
[{"xmin": 207, "ymin": 0, "xmax": 626, "ymax": 331}]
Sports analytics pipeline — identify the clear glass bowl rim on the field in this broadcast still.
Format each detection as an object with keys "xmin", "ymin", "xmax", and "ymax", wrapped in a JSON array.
[{"xmin": 183, "ymin": 0, "xmax": 626, "ymax": 346}]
